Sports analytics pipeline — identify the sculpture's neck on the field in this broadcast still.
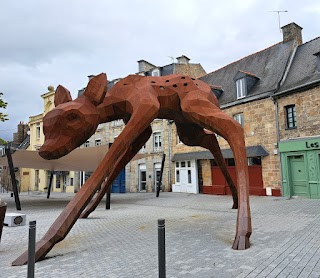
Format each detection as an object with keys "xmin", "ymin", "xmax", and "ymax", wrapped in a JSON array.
[{"xmin": 97, "ymin": 94, "xmax": 127, "ymax": 124}]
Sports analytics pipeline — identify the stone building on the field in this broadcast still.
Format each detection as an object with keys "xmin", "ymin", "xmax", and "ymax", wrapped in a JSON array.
[
  {"xmin": 171, "ymin": 22, "xmax": 320, "ymax": 199},
  {"xmin": 275, "ymin": 33, "xmax": 320, "ymax": 198}
]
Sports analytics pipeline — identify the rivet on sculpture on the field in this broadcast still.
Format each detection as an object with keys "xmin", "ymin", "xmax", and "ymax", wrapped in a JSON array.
[{"xmin": 12, "ymin": 73, "xmax": 252, "ymax": 266}]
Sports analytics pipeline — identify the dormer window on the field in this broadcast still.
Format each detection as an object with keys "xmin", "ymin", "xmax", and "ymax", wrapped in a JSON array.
[
  {"xmin": 234, "ymin": 70, "xmax": 259, "ymax": 100},
  {"xmin": 152, "ymin": 68, "xmax": 160, "ymax": 76},
  {"xmin": 209, "ymin": 85, "xmax": 223, "ymax": 99},
  {"xmin": 314, "ymin": 51, "xmax": 320, "ymax": 72},
  {"xmin": 236, "ymin": 78, "xmax": 247, "ymax": 99}
]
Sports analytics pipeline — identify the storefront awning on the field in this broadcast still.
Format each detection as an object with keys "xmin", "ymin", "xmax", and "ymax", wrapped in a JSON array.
[
  {"xmin": 0, "ymin": 145, "xmax": 150, "ymax": 172},
  {"xmin": 171, "ymin": 145, "xmax": 269, "ymax": 161}
]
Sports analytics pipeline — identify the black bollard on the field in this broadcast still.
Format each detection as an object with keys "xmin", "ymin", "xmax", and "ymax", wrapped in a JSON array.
[
  {"xmin": 106, "ymin": 187, "xmax": 111, "ymax": 210},
  {"xmin": 27, "ymin": 221, "xmax": 36, "ymax": 278},
  {"xmin": 158, "ymin": 219, "xmax": 166, "ymax": 278}
]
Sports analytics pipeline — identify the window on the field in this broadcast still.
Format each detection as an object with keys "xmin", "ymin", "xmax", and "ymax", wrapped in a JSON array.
[
  {"xmin": 36, "ymin": 123, "xmax": 41, "ymax": 139},
  {"xmin": 233, "ymin": 113, "xmax": 244, "ymax": 127},
  {"xmin": 113, "ymin": 119, "xmax": 123, "ymax": 126},
  {"xmin": 175, "ymin": 160, "xmax": 193, "ymax": 184},
  {"xmin": 248, "ymin": 157, "xmax": 261, "ymax": 166},
  {"xmin": 153, "ymin": 132, "xmax": 162, "ymax": 151},
  {"xmin": 84, "ymin": 141, "xmax": 90, "ymax": 148},
  {"xmin": 139, "ymin": 143, "xmax": 147, "ymax": 153},
  {"xmin": 285, "ymin": 105, "xmax": 296, "ymax": 129},
  {"xmin": 188, "ymin": 170, "xmax": 192, "ymax": 184},
  {"xmin": 95, "ymin": 139, "xmax": 101, "ymax": 146},
  {"xmin": 152, "ymin": 69, "xmax": 160, "ymax": 76},
  {"xmin": 236, "ymin": 78, "xmax": 246, "ymax": 99},
  {"xmin": 176, "ymin": 170, "xmax": 180, "ymax": 183}
]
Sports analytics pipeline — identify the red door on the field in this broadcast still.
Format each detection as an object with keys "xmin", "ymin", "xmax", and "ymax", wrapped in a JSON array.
[{"xmin": 208, "ymin": 159, "xmax": 265, "ymax": 196}]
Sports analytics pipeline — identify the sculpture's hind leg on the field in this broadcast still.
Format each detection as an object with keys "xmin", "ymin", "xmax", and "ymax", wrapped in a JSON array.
[
  {"xmin": 181, "ymin": 93, "xmax": 251, "ymax": 250},
  {"xmin": 12, "ymin": 95, "xmax": 160, "ymax": 266},
  {"xmin": 176, "ymin": 123, "xmax": 238, "ymax": 209},
  {"xmin": 81, "ymin": 125, "xmax": 152, "ymax": 218}
]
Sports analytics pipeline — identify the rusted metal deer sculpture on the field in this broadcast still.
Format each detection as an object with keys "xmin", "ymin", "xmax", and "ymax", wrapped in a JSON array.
[{"xmin": 12, "ymin": 73, "xmax": 251, "ymax": 266}]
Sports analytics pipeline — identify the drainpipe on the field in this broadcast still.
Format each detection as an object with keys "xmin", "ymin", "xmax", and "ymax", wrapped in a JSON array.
[
  {"xmin": 272, "ymin": 96, "xmax": 280, "ymax": 143},
  {"xmin": 272, "ymin": 94, "xmax": 284, "ymax": 196}
]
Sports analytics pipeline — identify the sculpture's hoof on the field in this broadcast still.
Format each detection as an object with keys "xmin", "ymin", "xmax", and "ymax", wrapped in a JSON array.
[
  {"xmin": 232, "ymin": 202, "xmax": 238, "ymax": 209},
  {"xmin": 232, "ymin": 234, "xmax": 250, "ymax": 250},
  {"xmin": 12, "ymin": 239, "xmax": 52, "ymax": 266},
  {"xmin": 12, "ymin": 252, "xmax": 28, "ymax": 266}
]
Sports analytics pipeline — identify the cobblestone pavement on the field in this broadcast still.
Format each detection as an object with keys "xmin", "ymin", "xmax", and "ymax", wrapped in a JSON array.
[{"xmin": 0, "ymin": 192, "xmax": 320, "ymax": 277}]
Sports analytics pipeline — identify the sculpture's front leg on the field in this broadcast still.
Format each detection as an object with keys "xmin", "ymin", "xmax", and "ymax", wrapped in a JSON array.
[{"xmin": 81, "ymin": 125, "xmax": 152, "ymax": 218}]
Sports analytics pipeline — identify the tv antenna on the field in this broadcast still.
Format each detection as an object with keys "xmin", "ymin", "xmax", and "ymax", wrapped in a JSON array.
[{"xmin": 269, "ymin": 10, "xmax": 288, "ymax": 32}]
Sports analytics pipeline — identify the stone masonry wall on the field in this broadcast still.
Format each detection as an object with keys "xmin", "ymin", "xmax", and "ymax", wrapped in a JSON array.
[
  {"xmin": 171, "ymin": 97, "xmax": 282, "ymax": 189},
  {"xmin": 278, "ymin": 86, "xmax": 320, "ymax": 140}
]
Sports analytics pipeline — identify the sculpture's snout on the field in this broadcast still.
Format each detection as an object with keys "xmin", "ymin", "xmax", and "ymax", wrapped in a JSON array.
[{"xmin": 39, "ymin": 139, "xmax": 68, "ymax": 160}]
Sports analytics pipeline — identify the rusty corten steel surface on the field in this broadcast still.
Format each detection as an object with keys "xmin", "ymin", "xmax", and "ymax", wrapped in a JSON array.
[{"xmin": 12, "ymin": 73, "xmax": 251, "ymax": 266}]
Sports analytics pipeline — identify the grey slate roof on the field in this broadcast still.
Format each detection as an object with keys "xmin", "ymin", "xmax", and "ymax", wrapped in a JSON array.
[
  {"xmin": 278, "ymin": 37, "xmax": 320, "ymax": 93},
  {"xmin": 172, "ymin": 145, "xmax": 269, "ymax": 161},
  {"xmin": 18, "ymin": 135, "xmax": 30, "ymax": 150},
  {"xmin": 200, "ymin": 41, "xmax": 295, "ymax": 105}
]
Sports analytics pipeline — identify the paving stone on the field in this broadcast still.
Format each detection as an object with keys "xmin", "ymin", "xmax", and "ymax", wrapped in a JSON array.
[{"xmin": 1, "ymin": 192, "xmax": 320, "ymax": 277}]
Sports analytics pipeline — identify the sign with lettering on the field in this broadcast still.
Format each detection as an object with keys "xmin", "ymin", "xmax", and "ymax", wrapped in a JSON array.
[
  {"xmin": 306, "ymin": 142, "xmax": 319, "ymax": 149},
  {"xmin": 279, "ymin": 138, "xmax": 320, "ymax": 152}
]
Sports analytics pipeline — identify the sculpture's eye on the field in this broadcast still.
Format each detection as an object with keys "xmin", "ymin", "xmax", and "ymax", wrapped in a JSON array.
[{"xmin": 66, "ymin": 113, "xmax": 80, "ymax": 123}]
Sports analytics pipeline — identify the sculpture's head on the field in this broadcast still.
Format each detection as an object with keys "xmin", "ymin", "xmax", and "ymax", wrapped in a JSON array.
[{"xmin": 39, "ymin": 73, "xmax": 107, "ymax": 160}]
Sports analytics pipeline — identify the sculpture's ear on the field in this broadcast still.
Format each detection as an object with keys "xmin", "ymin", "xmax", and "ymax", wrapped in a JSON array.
[
  {"xmin": 83, "ymin": 73, "xmax": 108, "ymax": 106},
  {"xmin": 54, "ymin": 85, "xmax": 72, "ymax": 107}
]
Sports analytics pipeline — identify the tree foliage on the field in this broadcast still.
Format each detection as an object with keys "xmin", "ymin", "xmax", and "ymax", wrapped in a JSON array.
[
  {"xmin": 0, "ymin": 137, "xmax": 7, "ymax": 145},
  {"xmin": 0, "ymin": 92, "xmax": 8, "ymax": 122}
]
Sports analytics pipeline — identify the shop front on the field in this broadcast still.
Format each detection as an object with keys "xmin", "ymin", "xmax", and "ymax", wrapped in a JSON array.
[{"xmin": 279, "ymin": 137, "xmax": 320, "ymax": 199}]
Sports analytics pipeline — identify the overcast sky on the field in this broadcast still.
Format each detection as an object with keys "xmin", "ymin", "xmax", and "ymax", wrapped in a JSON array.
[{"xmin": 0, "ymin": 0, "xmax": 319, "ymax": 141}]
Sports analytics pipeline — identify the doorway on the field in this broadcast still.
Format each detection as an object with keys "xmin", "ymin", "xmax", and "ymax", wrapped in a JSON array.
[
  {"xmin": 139, "ymin": 164, "xmax": 147, "ymax": 191},
  {"xmin": 289, "ymin": 155, "xmax": 308, "ymax": 197}
]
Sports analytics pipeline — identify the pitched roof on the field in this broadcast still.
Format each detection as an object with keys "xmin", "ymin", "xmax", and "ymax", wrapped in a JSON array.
[
  {"xmin": 200, "ymin": 40, "xmax": 295, "ymax": 105},
  {"xmin": 278, "ymin": 36, "xmax": 320, "ymax": 93}
]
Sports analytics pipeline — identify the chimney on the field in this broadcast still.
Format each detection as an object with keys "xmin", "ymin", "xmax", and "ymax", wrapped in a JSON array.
[
  {"xmin": 176, "ymin": 55, "xmax": 190, "ymax": 64},
  {"xmin": 137, "ymin": 60, "xmax": 156, "ymax": 72},
  {"xmin": 88, "ymin": 75, "xmax": 95, "ymax": 81},
  {"xmin": 281, "ymin": 22, "xmax": 303, "ymax": 45}
]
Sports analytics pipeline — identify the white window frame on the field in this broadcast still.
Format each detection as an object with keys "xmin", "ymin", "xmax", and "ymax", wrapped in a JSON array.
[
  {"xmin": 95, "ymin": 139, "xmax": 101, "ymax": 146},
  {"xmin": 153, "ymin": 131, "xmax": 162, "ymax": 152},
  {"xmin": 233, "ymin": 113, "xmax": 244, "ymax": 127},
  {"xmin": 175, "ymin": 160, "xmax": 193, "ymax": 184},
  {"xmin": 84, "ymin": 141, "xmax": 90, "ymax": 148},
  {"xmin": 113, "ymin": 119, "xmax": 123, "ymax": 127},
  {"xmin": 236, "ymin": 78, "xmax": 247, "ymax": 99},
  {"xmin": 36, "ymin": 123, "xmax": 41, "ymax": 139},
  {"xmin": 152, "ymin": 69, "xmax": 160, "ymax": 76}
]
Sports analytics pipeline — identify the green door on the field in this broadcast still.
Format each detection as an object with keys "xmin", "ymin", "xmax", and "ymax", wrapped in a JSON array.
[{"xmin": 289, "ymin": 155, "xmax": 308, "ymax": 197}]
